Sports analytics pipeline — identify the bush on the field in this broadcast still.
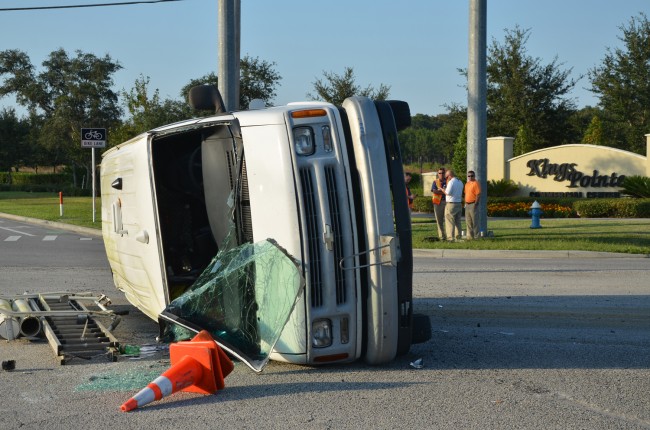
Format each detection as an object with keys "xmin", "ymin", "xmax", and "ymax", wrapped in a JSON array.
[
  {"xmin": 0, "ymin": 183, "xmax": 93, "ymax": 196},
  {"xmin": 487, "ymin": 179, "xmax": 519, "ymax": 197},
  {"xmin": 0, "ymin": 172, "xmax": 72, "ymax": 185},
  {"xmin": 412, "ymin": 196, "xmax": 434, "ymax": 213},
  {"xmin": 620, "ymin": 175, "xmax": 650, "ymax": 198},
  {"xmin": 573, "ymin": 198, "xmax": 650, "ymax": 218}
]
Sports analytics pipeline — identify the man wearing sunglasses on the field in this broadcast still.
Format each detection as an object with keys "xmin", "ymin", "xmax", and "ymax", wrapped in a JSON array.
[{"xmin": 464, "ymin": 170, "xmax": 481, "ymax": 239}]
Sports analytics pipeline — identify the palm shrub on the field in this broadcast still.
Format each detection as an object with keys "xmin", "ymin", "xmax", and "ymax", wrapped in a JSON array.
[
  {"xmin": 620, "ymin": 175, "xmax": 650, "ymax": 198},
  {"xmin": 487, "ymin": 179, "xmax": 519, "ymax": 197}
]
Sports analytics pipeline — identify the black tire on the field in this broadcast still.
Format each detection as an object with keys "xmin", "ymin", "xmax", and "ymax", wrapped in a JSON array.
[
  {"xmin": 411, "ymin": 313, "xmax": 432, "ymax": 344},
  {"xmin": 386, "ymin": 100, "xmax": 412, "ymax": 131}
]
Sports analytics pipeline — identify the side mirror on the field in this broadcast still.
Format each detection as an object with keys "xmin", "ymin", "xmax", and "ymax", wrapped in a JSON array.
[{"xmin": 189, "ymin": 85, "xmax": 226, "ymax": 113}]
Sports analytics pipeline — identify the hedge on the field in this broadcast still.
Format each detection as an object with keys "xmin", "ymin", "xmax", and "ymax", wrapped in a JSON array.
[
  {"xmin": 411, "ymin": 196, "xmax": 650, "ymax": 218},
  {"xmin": 0, "ymin": 172, "xmax": 71, "ymax": 185},
  {"xmin": 573, "ymin": 198, "xmax": 650, "ymax": 218}
]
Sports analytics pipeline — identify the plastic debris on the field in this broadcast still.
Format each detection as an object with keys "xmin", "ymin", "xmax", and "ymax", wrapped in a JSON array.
[
  {"xmin": 119, "ymin": 344, "xmax": 169, "ymax": 359},
  {"xmin": 409, "ymin": 358, "xmax": 424, "ymax": 369}
]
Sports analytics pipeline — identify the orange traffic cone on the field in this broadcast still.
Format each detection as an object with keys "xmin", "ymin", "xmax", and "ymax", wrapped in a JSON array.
[{"xmin": 120, "ymin": 330, "xmax": 234, "ymax": 412}]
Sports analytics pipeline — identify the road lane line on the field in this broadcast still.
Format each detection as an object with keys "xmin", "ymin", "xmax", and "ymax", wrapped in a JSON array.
[
  {"xmin": 5, "ymin": 236, "xmax": 20, "ymax": 241},
  {"xmin": 0, "ymin": 226, "xmax": 35, "ymax": 236},
  {"xmin": 43, "ymin": 235, "xmax": 57, "ymax": 241}
]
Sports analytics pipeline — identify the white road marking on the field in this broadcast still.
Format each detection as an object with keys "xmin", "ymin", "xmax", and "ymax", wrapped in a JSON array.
[
  {"xmin": 42, "ymin": 235, "xmax": 57, "ymax": 241},
  {"xmin": 5, "ymin": 236, "xmax": 20, "ymax": 241},
  {"xmin": 80, "ymin": 238, "xmax": 93, "ymax": 241},
  {"xmin": 0, "ymin": 226, "xmax": 35, "ymax": 236}
]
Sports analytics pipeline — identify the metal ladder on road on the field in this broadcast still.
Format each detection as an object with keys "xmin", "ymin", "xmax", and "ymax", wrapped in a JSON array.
[{"xmin": 0, "ymin": 292, "xmax": 121, "ymax": 365}]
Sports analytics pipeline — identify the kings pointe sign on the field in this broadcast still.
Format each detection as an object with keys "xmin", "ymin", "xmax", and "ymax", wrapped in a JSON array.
[{"xmin": 487, "ymin": 137, "xmax": 649, "ymax": 198}]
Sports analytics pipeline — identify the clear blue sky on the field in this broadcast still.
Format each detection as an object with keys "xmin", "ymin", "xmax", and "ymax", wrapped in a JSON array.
[{"xmin": 1, "ymin": 0, "xmax": 648, "ymax": 117}]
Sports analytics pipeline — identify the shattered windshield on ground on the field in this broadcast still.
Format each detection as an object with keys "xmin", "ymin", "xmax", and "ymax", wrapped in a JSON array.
[{"xmin": 158, "ymin": 238, "xmax": 304, "ymax": 373}]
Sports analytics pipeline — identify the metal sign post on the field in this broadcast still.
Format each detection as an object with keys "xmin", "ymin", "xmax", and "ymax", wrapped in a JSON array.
[{"xmin": 81, "ymin": 128, "xmax": 106, "ymax": 223}]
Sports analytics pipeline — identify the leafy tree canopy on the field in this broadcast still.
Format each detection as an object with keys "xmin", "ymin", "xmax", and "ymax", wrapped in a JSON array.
[
  {"xmin": 0, "ymin": 107, "xmax": 29, "ymax": 176},
  {"xmin": 589, "ymin": 12, "xmax": 650, "ymax": 154},
  {"xmin": 482, "ymin": 26, "xmax": 579, "ymax": 150},
  {"xmin": 181, "ymin": 55, "xmax": 282, "ymax": 111},
  {"xmin": 308, "ymin": 67, "xmax": 390, "ymax": 106},
  {"xmin": 0, "ymin": 48, "xmax": 123, "ymax": 182}
]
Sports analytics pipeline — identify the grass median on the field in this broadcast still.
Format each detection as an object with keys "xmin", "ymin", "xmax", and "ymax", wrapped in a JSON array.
[
  {"xmin": 1, "ymin": 192, "xmax": 649, "ymax": 254},
  {"xmin": 0, "ymin": 191, "xmax": 101, "ymax": 230}
]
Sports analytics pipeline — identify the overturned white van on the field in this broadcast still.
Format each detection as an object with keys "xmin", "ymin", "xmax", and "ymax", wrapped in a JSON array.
[{"xmin": 101, "ymin": 87, "xmax": 430, "ymax": 371}]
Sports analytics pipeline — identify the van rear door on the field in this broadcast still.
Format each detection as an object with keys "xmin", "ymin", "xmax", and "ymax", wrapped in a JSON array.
[{"xmin": 101, "ymin": 135, "xmax": 169, "ymax": 320}]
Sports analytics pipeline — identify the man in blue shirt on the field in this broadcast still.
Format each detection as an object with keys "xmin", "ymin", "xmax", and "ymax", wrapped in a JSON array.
[{"xmin": 443, "ymin": 169, "xmax": 464, "ymax": 241}]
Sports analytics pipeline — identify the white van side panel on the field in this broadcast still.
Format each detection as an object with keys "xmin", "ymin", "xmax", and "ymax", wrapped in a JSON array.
[{"xmin": 101, "ymin": 139, "xmax": 167, "ymax": 320}]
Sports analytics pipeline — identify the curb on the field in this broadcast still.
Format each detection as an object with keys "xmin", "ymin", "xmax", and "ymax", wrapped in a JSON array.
[
  {"xmin": 413, "ymin": 249, "xmax": 648, "ymax": 259},
  {"xmin": 0, "ymin": 212, "xmax": 103, "ymax": 238}
]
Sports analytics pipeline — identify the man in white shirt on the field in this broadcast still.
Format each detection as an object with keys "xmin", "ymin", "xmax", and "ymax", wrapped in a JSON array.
[{"xmin": 443, "ymin": 169, "xmax": 464, "ymax": 241}]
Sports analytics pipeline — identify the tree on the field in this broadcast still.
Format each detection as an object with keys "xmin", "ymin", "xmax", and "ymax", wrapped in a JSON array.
[
  {"xmin": 0, "ymin": 108, "xmax": 29, "ymax": 182},
  {"xmin": 0, "ymin": 48, "xmax": 123, "ymax": 186},
  {"xmin": 398, "ymin": 107, "xmax": 465, "ymax": 167},
  {"xmin": 589, "ymin": 13, "xmax": 650, "ymax": 154},
  {"xmin": 399, "ymin": 127, "xmax": 437, "ymax": 173},
  {"xmin": 308, "ymin": 67, "xmax": 390, "ymax": 105},
  {"xmin": 181, "ymin": 55, "xmax": 282, "ymax": 111},
  {"xmin": 514, "ymin": 124, "xmax": 536, "ymax": 156},
  {"xmin": 239, "ymin": 55, "xmax": 282, "ymax": 109},
  {"xmin": 451, "ymin": 120, "xmax": 468, "ymax": 181},
  {"xmin": 581, "ymin": 115, "xmax": 605, "ymax": 145},
  {"xmin": 112, "ymin": 75, "xmax": 191, "ymax": 144},
  {"xmin": 484, "ymin": 26, "xmax": 579, "ymax": 150}
]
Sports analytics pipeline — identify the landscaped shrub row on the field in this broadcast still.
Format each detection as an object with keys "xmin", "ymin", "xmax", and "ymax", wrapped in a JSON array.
[
  {"xmin": 0, "ymin": 184, "xmax": 93, "ymax": 196},
  {"xmin": 573, "ymin": 198, "xmax": 650, "ymax": 218},
  {"xmin": 0, "ymin": 172, "xmax": 71, "ymax": 185},
  {"xmin": 411, "ymin": 196, "xmax": 650, "ymax": 218}
]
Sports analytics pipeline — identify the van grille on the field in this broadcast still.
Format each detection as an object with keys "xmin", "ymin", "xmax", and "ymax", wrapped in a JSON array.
[
  {"xmin": 299, "ymin": 166, "xmax": 350, "ymax": 309},
  {"xmin": 300, "ymin": 169, "xmax": 323, "ymax": 308},
  {"xmin": 325, "ymin": 166, "xmax": 346, "ymax": 305}
]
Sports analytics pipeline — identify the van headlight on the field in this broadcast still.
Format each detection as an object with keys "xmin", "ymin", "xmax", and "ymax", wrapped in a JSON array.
[
  {"xmin": 293, "ymin": 126, "xmax": 315, "ymax": 156},
  {"xmin": 312, "ymin": 318, "xmax": 332, "ymax": 347}
]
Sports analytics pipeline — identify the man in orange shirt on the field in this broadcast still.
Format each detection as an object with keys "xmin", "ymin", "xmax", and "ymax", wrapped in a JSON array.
[{"xmin": 464, "ymin": 170, "xmax": 481, "ymax": 239}]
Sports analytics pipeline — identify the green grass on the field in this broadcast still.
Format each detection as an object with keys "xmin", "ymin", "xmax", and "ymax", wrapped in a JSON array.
[
  {"xmin": 413, "ymin": 217, "xmax": 650, "ymax": 254},
  {"xmin": 1, "ymin": 192, "xmax": 649, "ymax": 254},
  {"xmin": 0, "ymin": 192, "xmax": 101, "ymax": 230}
]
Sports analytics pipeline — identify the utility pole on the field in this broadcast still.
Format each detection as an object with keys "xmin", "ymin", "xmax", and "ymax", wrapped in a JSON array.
[
  {"xmin": 218, "ymin": 0, "xmax": 240, "ymax": 111},
  {"xmin": 468, "ymin": 0, "xmax": 488, "ymax": 234}
]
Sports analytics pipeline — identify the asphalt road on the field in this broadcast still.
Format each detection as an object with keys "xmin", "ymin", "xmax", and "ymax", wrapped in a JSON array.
[{"xmin": 0, "ymin": 216, "xmax": 649, "ymax": 429}]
